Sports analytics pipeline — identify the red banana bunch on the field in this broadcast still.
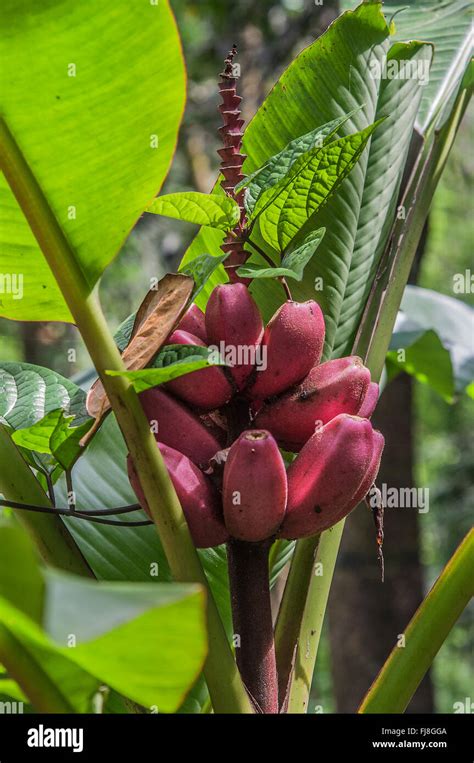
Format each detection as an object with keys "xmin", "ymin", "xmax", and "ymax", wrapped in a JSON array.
[{"xmin": 128, "ymin": 283, "xmax": 384, "ymax": 547}]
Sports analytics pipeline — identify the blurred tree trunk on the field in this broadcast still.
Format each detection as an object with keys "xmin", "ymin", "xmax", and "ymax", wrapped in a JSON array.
[{"xmin": 327, "ymin": 225, "xmax": 434, "ymax": 713}]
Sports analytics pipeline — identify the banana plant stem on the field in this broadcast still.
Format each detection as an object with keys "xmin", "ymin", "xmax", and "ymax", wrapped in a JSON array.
[
  {"xmin": 0, "ymin": 624, "xmax": 74, "ymax": 713},
  {"xmin": 0, "ymin": 116, "xmax": 253, "ymax": 715},
  {"xmin": 274, "ymin": 534, "xmax": 320, "ymax": 702},
  {"xmin": 360, "ymin": 528, "xmax": 474, "ymax": 713},
  {"xmin": 227, "ymin": 538, "xmax": 279, "ymax": 713}
]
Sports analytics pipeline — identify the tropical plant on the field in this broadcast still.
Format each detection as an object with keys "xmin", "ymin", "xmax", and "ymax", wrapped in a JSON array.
[{"xmin": 0, "ymin": 0, "xmax": 472, "ymax": 714}]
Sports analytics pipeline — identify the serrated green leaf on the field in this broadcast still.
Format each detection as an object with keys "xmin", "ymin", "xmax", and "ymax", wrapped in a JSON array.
[
  {"xmin": 256, "ymin": 122, "xmax": 382, "ymax": 252},
  {"xmin": 11, "ymin": 409, "xmax": 70, "ymax": 454},
  {"xmin": 0, "ymin": 0, "xmax": 185, "ymax": 322},
  {"xmin": 11, "ymin": 408, "xmax": 92, "ymax": 472},
  {"xmin": 114, "ymin": 313, "xmax": 138, "ymax": 354},
  {"xmin": 239, "ymin": 110, "xmax": 361, "ymax": 213},
  {"xmin": 237, "ymin": 228, "xmax": 325, "ymax": 281},
  {"xmin": 147, "ymin": 192, "xmax": 240, "ymax": 230},
  {"xmin": 180, "ymin": 253, "xmax": 229, "ymax": 300}
]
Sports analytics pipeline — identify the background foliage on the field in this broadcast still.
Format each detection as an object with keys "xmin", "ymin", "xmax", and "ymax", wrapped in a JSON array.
[{"xmin": 0, "ymin": 0, "xmax": 472, "ymax": 712}]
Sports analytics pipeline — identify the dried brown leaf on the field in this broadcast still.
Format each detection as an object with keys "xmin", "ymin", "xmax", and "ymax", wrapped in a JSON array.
[{"xmin": 85, "ymin": 273, "xmax": 194, "ymax": 419}]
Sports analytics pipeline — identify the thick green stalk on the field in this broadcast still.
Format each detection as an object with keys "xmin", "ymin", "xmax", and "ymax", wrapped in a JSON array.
[
  {"xmin": 0, "ymin": 117, "xmax": 252, "ymax": 714},
  {"xmin": 0, "ymin": 425, "xmax": 93, "ymax": 577},
  {"xmin": 360, "ymin": 528, "xmax": 474, "ymax": 713},
  {"xmin": 275, "ymin": 76, "xmax": 472, "ymax": 713},
  {"xmin": 274, "ymin": 535, "xmax": 320, "ymax": 703},
  {"xmin": 278, "ymin": 529, "xmax": 343, "ymax": 713},
  {"xmin": 0, "ymin": 625, "xmax": 74, "ymax": 713}
]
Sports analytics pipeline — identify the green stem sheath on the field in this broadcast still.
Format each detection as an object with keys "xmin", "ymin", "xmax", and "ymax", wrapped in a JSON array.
[
  {"xmin": 0, "ymin": 116, "xmax": 252, "ymax": 714},
  {"xmin": 274, "ymin": 534, "xmax": 320, "ymax": 703},
  {"xmin": 360, "ymin": 528, "xmax": 474, "ymax": 713},
  {"xmin": 0, "ymin": 625, "xmax": 74, "ymax": 713}
]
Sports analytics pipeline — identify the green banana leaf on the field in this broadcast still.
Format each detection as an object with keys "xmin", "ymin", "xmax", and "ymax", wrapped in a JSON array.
[
  {"xmin": 0, "ymin": 524, "xmax": 207, "ymax": 713},
  {"xmin": 0, "ymin": 0, "xmax": 185, "ymax": 321}
]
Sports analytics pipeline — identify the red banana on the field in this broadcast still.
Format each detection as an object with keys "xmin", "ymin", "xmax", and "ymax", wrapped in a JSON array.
[
  {"xmin": 205, "ymin": 283, "xmax": 264, "ymax": 390},
  {"xmin": 138, "ymin": 387, "xmax": 222, "ymax": 466},
  {"xmin": 358, "ymin": 381, "xmax": 379, "ymax": 419},
  {"xmin": 223, "ymin": 430, "xmax": 287, "ymax": 542},
  {"xmin": 255, "ymin": 356, "xmax": 372, "ymax": 450},
  {"xmin": 247, "ymin": 300, "xmax": 325, "ymax": 399},
  {"xmin": 280, "ymin": 414, "xmax": 384, "ymax": 539},
  {"xmin": 165, "ymin": 329, "xmax": 233, "ymax": 411},
  {"xmin": 176, "ymin": 303, "xmax": 207, "ymax": 342},
  {"xmin": 128, "ymin": 444, "xmax": 228, "ymax": 548}
]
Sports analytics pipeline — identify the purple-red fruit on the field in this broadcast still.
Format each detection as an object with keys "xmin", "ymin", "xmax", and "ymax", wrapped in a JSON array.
[
  {"xmin": 138, "ymin": 387, "xmax": 221, "ymax": 466},
  {"xmin": 177, "ymin": 304, "xmax": 208, "ymax": 342},
  {"xmin": 280, "ymin": 414, "xmax": 384, "ymax": 539},
  {"xmin": 128, "ymin": 444, "xmax": 228, "ymax": 548},
  {"xmin": 248, "ymin": 300, "xmax": 325, "ymax": 400},
  {"xmin": 223, "ymin": 430, "xmax": 287, "ymax": 542},
  {"xmin": 255, "ymin": 356, "xmax": 372, "ymax": 451},
  {"xmin": 165, "ymin": 330, "xmax": 233, "ymax": 411},
  {"xmin": 358, "ymin": 381, "xmax": 379, "ymax": 419},
  {"xmin": 205, "ymin": 283, "xmax": 264, "ymax": 390}
]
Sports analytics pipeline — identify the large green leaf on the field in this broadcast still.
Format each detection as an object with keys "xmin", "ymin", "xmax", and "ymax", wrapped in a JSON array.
[
  {"xmin": 0, "ymin": 0, "xmax": 185, "ymax": 322},
  {"xmin": 332, "ymin": 40, "xmax": 433, "ymax": 356},
  {"xmin": 388, "ymin": 286, "xmax": 474, "ymax": 399},
  {"xmin": 388, "ymin": 329, "xmax": 454, "ymax": 401},
  {"xmin": 0, "ymin": 362, "xmax": 89, "ymax": 429},
  {"xmin": 381, "ymin": 0, "xmax": 473, "ymax": 131},
  {"xmin": 0, "ymin": 595, "xmax": 98, "ymax": 713},
  {"xmin": 0, "ymin": 524, "xmax": 207, "ymax": 713},
  {"xmin": 0, "ymin": 522, "xmax": 44, "ymax": 624},
  {"xmin": 43, "ymin": 572, "xmax": 207, "ymax": 713}
]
